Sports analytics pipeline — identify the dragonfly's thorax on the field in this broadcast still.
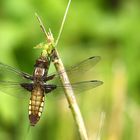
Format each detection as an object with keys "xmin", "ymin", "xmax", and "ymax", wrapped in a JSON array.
[
  {"xmin": 34, "ymin": 67, "xmax": 45, "ymax": 77},
  {"xmin": 34, "ymin": 57, "xmax": 50, "ymax": 79}
]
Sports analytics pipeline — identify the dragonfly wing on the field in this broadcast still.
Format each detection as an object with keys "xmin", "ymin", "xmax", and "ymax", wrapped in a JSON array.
[
  {"xmin": 64, "ymin": 56, "xmax": 101, "ymax": 75},
  {"xmin": 49, "ymin": 56, "xmax": 101, "ymax": 83},
  {"xmin": 45, "ymin": 80, "xmax": 103, "ymax": 96},
  {"xmin": 56, "ymin": 80, "xmax": 103, "ymax": 92},
  {"xmin": 0, "ymin": 62, "xmax": 32, "ymax": 82},
  {"xmin": 0, "ymin": 81, "xmax": 31, "ymax": 98}
]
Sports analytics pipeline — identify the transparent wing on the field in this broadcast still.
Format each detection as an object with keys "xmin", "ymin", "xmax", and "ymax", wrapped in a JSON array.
[
  {"xmin": 56, "ymin": 80, "xmax": 103, "ymax": 92},
  {"xmin": 0, "ymin": 62, "xmax": 32, "ymax": 98},
  {"xmin": 45, "ymin": 80, "xmax": 103, "ymax": 97},
  {"xmin": 0, "ymin": 81, "xmax": 30, "ymax": 98},
  {"xmin": 46, "ymin": 56, "xmax": 103, "ymax": 97},
  {"xmin": 49, "ymin": 56, "xmax": 101, "ymax": 83},
  {"xmin": 0, "ymin": 62, "xmax": 32, "ymax": 82}
]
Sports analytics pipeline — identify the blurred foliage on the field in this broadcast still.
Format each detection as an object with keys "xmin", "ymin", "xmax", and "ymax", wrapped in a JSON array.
[{"xmin": 0, "ymin": 0, "xmax": 140, "ymax": 140}]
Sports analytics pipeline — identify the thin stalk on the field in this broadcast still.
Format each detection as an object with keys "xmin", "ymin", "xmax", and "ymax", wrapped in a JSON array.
[
  {"xmin": 35, "ymin": 13, "xmax": 53, "ymax": 44},
  {"xmin": 35, "ymin": 13, "xmax": 48, "ymax": 38},
  {"xmin": 55, "ymin": 0, "xmax": 72, "ymax": 46}
]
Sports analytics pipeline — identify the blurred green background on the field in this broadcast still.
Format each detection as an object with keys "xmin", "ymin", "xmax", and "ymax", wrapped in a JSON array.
[{"xmin": 0, "ymin": 0, "xmax": 140, "ymax": 140}]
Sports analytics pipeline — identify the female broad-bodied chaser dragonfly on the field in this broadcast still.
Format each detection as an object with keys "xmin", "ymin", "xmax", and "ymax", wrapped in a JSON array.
[{"xmin": 0, "ymin": 55, "xmax": 103, "ymax": 126}]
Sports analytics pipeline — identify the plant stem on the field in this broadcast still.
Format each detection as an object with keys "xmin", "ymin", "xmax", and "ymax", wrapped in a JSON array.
[{"xmin": 52, "ymin": 49, "xmax": 88, "ymax": 140}]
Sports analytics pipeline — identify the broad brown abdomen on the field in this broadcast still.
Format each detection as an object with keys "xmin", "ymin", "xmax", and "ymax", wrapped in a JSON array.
[{"xmin": 29, "ymin": 87, "xmax": 45, "ymax": 126}]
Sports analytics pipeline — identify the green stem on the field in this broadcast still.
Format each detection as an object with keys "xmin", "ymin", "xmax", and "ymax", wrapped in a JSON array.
[{"xmin": 55, "ymin": 0, "xmax": 72, "ymax": 46}]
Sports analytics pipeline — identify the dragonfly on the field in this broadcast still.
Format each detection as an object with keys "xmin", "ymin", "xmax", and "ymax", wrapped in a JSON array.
[{"xmin": 0, "ymin": 55, "xmax": 103, "ymax": 126}]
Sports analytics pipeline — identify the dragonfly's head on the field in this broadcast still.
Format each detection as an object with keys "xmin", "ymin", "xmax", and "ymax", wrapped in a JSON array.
[{"xmin": 35, "ymin": 57, "xmax": 49, "ymax": 69}]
